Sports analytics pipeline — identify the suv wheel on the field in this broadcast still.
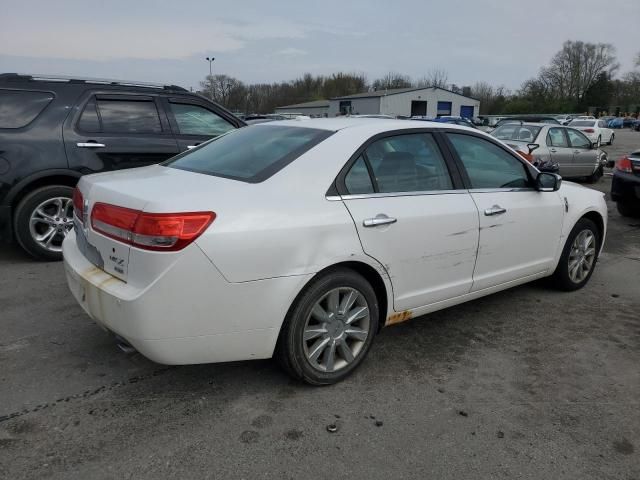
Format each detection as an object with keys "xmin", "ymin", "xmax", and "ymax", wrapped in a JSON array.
[{"xmin": 14, "ymin": 185, "xmax": 75, "ymax": 261}]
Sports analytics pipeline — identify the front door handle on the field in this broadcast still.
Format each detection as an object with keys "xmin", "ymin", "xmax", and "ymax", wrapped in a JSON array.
[
  {"xmin": 363, "ymin": 214, "xmax": 397, "ymax": 227},
  {"xmin": 549, "ymin": 148, "xmax": 557, "ymax": 153},
  {"xmin": 77, "ymin": 142, "xmax": 106, "ymax": 148},
  {"xmin": 484, "ymin": 205, "xmax": 507, "ymax": 216},
  {"xmin": 187, "ymin": 145, "xmax": 200, "ymax": 149}
]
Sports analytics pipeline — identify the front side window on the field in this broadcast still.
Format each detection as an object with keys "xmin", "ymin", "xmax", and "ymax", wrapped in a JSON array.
[
  {"xmin": 166, "ymin": 125, "xmax": 332, "ymax": 183},
  {"xmin": 169, "ymin": 102, "xmax": 234, "ymax": 136},
  {"xmin": 566, "ymin": 129, "xmax": 591, "ymax": 149},
  {"xmin": 546, "ymin": 128, "xmax": 569, "ymax": 147},
  {"xmin": 0, "ymin": 89, "xmax": 53, "ymax": 128},
  {"xmin": 97, "ymin": 98, "xmax": 162, "ymax": 134},
  {"xmin": 354, "ymin": 133, "xmax": 453, "ymax": 193},
  {"xmin": 447, "ymin": 133, "xmax": 530, "ymax": 189}
]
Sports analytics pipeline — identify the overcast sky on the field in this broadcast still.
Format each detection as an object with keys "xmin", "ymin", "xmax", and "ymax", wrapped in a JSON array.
[{"xmin": 2, "ymin": 0, "xmax": 638, "ymax": 92}]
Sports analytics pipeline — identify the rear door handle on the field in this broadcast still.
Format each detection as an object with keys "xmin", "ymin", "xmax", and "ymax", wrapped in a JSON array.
[
  {"xmin": 77, "ymin": 142, "xmax": 106, "ymax": 148},
  {"xmin": 549, "ymin": 148, "xmax": 557, "ymax": 153},
  {"xmin": 363, "ymin": 214, "xmax": 397, "ymax": 227},
  {"xmin": 484, "ymin": 205, "xmax": 507, "ymax": 216}
]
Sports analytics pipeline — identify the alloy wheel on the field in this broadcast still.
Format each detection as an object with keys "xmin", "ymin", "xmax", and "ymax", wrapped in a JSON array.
[
  {"xmin": 28, "ymin": 197, "xmax": 74, "ymax": 253},
  {"xmin": 567, "ymin": 229, "xmax": 596, "ymax": 284},
  {"xmin": 303, "ymin": 287, "xmax": 371, "ymax": 373}
]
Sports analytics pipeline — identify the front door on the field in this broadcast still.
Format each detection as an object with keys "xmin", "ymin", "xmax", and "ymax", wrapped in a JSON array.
[
  {"xmin": 64, "ymin": 92, "xmax": 179, "ymax": 173},
  {"xmin": 445, "ymin": 132, "xmax": 564, "ymax": 291},
  {"xmin": 546, "ymin": 127, "xmax": 575, "ymax": 176},
  {"xmin": 340, "ymin": 132, "xmax": 479, "ymax": 311}
]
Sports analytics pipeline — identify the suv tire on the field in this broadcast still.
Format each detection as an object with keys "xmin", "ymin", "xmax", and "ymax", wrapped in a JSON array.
[{"xmin": 14, "ymin": 185, "xmax": 74, "ymax": 261}]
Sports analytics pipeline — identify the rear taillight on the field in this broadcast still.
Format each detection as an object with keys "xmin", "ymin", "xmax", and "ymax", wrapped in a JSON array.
[
  {"xmin": 583, "ymin": 128, "xmax": 595, "ymax": 133},
  {"xmin": 615, "ymin": 156, "xmax": 633, "ymax": 173},
  {"xmin": 72, "ymin": 188, "xmax": 84, "ymax": 223},
  {"xmin": 91, "ymin": 203, "xmax": 215, "ymax": 251}
]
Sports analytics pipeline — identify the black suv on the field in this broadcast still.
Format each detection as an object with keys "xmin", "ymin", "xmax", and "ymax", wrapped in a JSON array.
[{"xmin": 0, "ymin": 73, "xmax": 245, "ymax": 260}]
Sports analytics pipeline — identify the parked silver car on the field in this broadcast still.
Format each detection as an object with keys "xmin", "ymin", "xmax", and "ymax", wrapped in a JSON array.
[{"xmin": 491, "ymin": 123, "xmax": 606, "ymax": 181}]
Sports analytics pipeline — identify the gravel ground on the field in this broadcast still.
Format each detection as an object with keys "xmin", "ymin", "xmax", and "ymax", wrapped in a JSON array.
[{"xmin": 1, "ymin": 130, "xmax": 639, "ymax": 480}]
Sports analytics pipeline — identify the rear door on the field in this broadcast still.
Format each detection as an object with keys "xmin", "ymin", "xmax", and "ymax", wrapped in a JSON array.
[
  {"xmin": 338, "ymin": 131, "xmax": 480, "ymax": 311},
  {"xmin": 64, "ymin": 92, "xmax": 179, "ymax": 173},
  {"xmin": 163, "ymin": 97, "xmax": 238, "ymax": 152},
  {"xmin": 566, "ymin": 128, "xmax": 598, "ymax": 176},
  {"xmin": 444, "ymin": 132, "xmax": 564, "ymax": 291},
  {"xmin": 546, "ymin": 127, "xmax": 575, "ymax": 176}
]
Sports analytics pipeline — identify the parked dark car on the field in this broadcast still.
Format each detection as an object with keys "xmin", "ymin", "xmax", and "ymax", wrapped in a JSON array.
[
  {"xmin": 0, "ymin": 73, "xmax": 245, "ymax": 260},
  {"xmin": 611, "ymin": 149, "xmax": 640, "ymax": 217}
]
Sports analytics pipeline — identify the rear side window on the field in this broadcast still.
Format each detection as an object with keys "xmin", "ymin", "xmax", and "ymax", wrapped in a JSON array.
[
  {"xmin": 344, "ymin": 156, "xmax": 374, "ymax": 194},
  {"xmin": 0, "ymin": 90, "xmax": 53, "ymax": 128},
  {"xmin": 96, "ymin": 98, "xmax": 162, "ymax": 134},
  {"xmin": 169, "ymin": 102, "xmax": 234, "ymax": 136},
  {"xmin": 165, "ymin": 125, "xmax": 333, "ymax": 183}
]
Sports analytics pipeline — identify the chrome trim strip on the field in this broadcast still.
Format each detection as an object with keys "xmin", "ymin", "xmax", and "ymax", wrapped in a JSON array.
[
  {"xmin": 336, "ymin": 189, "xmax": 466, "ymax": 200},
  {"xmin": 468, "ymin": 187, "xmax": 536, "ymax": 193}
]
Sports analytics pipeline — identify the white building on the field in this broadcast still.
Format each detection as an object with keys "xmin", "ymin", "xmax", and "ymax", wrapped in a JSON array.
[
  {"xmin": 274, "ymin": 99, "xmax": 330, "ymax": 117},
  {"xmin": 328, "ymin": 87, "xmax": 480, "ymax": 119}
]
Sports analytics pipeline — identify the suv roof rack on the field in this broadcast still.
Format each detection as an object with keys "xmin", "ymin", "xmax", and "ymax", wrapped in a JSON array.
[{"xmin": 0, "ymin": 73, "xmax": 188, "ymax": 92}]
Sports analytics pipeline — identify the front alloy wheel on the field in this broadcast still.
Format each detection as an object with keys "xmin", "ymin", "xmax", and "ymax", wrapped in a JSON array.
[
  {"xmin": 567, "ymin": 230, "xmax": 596, "ymax": 284},
  {"xmin": 551, "ymin": 217, "xmax": 600, "ymax": 291}
]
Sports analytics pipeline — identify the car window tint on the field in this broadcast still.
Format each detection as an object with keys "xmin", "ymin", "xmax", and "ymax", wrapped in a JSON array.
[
  {"xmin": 447, "ymin": 133, "xmax": 530, "ymax": 189},
  {"xmin": 493, "ymin": 125, "xmax": 541, "ymax": 142},
  {"xmin": 169, "ymin": 102, "xmax": 235, "ymax": 136},
  {"xmin": 78, "ymin": 98, "xmax": 101, "ymax": 132},
  {"xmin": 166, "ymin": 125, "xmax": 332, "ymax": 183},
  {"xmin": 344, "ymin": 155, "xmax": 374, "ymax": 194},
  {"xmin": 364, "ymin": 133, "xmax": 452, "ymax": 193},
  {"xmin": 0, "ymin": 89, "xmax": 53, "ymax": 128},
  {"xmin": 546, "ymin": 128, "xmax": 568, "ymax": 147},
  {"xmin": 566, "ymin": 129, "xmax": 591, "ymax": 148},
  {"xmin": 97, "ymin": 99, "xmax": 162, "ymax": 134}
]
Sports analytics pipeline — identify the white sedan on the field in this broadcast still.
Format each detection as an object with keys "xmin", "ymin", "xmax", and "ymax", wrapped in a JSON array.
[
  {"xmin": 63, "ymin": 119, "xmax": 607, "ymax": 385},
  {"xmin": 568, "ymin": 119, "xmax": 615, "ymax": 146}
]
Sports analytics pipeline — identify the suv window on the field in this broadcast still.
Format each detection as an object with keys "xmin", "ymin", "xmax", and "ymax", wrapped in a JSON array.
[
  {"xmin": 344, "ymin": 155, "xmax": 374, "ymax": 194},
  {"xmin": 169, "ymin": 102, "xmax": 234, "ymax": 136},
  {"xmin": 166, "ymin": 125, "xmax": 332, "ymax": 183},
  {"xmin": 0, "ymin": 89, "xmax": 53, "ymax": 128},
  {"xmin": 546, "ymin": 128, "xmax": 569, "ymax": 147},
  {"xmin": 566, "ymin": 129, "xmax": 591, "ymax": 149},
  {"xmin": 96, "ymin": 98, "xmax": 162, "ymax": 134},
  {"xmin": 447, "ymin": 133, "xmax": 530, "ymax": 189}
]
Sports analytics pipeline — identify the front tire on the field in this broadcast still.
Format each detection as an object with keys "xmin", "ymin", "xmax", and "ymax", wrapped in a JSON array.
[
  {"xmin": 608, "ymin": 133, "xmax": 614, "ymax": 145},
  {"xmin": 550, "ymin": 218, "xmax": 600, "ymax": 291},
  {"xmin": 13, "ymin": 185, "xmax": 75, "ymax": 261},
  {"xmin": 276, "ymin": 268, "xmax": 379, "ymax": 385}
]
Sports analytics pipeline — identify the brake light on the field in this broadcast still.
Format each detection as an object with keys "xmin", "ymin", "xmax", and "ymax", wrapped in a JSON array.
[
  {"xmin": 615, "ymin": 156, "xmax": 633, "ymax": 173},
  {"xmin": 72, "ymin": 188, "xmax": 84, "ymax": 223},
  {"xmin": 583, "ymin": 128, "xmax": 595, "ymax": 133},
  {"xmin": 91, "ymin": 203, "xmax": 215, "ymax": 251}
]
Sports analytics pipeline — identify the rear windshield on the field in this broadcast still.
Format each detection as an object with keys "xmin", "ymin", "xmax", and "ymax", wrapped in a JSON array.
[
  {"xmin": 492, "ymin": 124, "xmax": 542, "ymax": 142},
  {"xmin": 0, "ymin": 89, "xmax": 54, "ymax": 128},
  {"xmin": 569, "ymin": 120, "xmax": 595, "ymax": 127},
  {"xmin": 165, "ymin": 124, "xmax": 333, "ymax": 183}
]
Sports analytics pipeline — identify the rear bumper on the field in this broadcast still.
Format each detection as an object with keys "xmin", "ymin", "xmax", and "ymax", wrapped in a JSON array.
[
  {"xmin": 63, "ymin": 230, "xmax": 312, "ymax": 365},
  {"xmin": 611, "ymin": 172, "xmax": 640, "ymax": 206},
  {"xmin": 0, "ymin": 205, "xmax": 11, "ymax": 242}
]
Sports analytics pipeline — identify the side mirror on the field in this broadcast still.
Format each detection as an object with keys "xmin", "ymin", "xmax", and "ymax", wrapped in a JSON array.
[
  {"xmin": 527, "ymin": 143, "xmax": 540, "ymax": 154},
  {"xmin": 536, "ymin": 172, "xmax": 562, "ymax": 192}
]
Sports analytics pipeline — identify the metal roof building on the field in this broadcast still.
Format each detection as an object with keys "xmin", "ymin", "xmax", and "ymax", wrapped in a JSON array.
[
  {"xmin": 329, "ymin": 86, "xmax": 480, "ymax": 119},
  {"xmin": 274, "ymin": 99, "xmax": 330, "ymax": 117}
]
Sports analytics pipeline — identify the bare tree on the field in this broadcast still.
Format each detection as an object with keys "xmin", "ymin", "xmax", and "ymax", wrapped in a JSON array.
[
  {"xmin": 199, "ymin": 74, "xmax": 245, "ymax": 106},
  {"xmin": 415, "ymin": 69, "xmax": 449, "ymax": 89},
  {"xmin": 372, "ymin": 72, "xmax": 412, "ymax": 90}
]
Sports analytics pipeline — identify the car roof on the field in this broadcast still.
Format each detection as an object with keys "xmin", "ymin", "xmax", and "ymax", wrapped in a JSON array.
[{"xmin": 253, "ymin": 117, "xmax": 476, "ymax": 133}]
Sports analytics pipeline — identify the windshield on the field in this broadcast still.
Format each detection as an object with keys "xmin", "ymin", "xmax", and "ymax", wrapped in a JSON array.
[
  {"xmin": 569, "ymin": 120, "xmax": 596, "ymax": 127},
  {"xmin": 491, "ymin": 124, "xmax": 542, "ymax": 142},
  {"xmin": 165, "ymin": 124, "xmax": 333, "ymax": 183}
]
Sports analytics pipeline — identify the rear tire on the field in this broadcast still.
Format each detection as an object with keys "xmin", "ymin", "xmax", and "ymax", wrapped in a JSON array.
[
  {"xmin": 616, "ymin": 201, "xmax": 640, "ymax": 218},
  {"xmin": 608, "ymin": 133, "xmax": 614, "ymax": 145},
  {"xmin": 276, "ymin": 267, "xmax": 379, "ymax": 385},
  {"xmin": 13, "ymin": 185, "xmax": 74, "ymax": 261},
  {"xmin": 596, "ymin": 136, "xmax": 601, "ymax": 147},
  {"xmin": 550, "ymin": 218, "xmax": 600, "ymax": 291}
]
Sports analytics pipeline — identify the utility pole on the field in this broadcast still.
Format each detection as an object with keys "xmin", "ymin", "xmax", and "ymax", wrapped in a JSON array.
[{"xmin": 205, "ymin": 57, "xmax": 215, "ymax": 100}]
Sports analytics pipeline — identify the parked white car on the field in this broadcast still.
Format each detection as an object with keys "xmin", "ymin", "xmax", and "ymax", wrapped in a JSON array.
[
  {"xmin": 63, "ymin": 119, "xmax": 607, "ymax": 384},
  {"xmin": 568, "ymin": 119, "xmax": 615, "ymax": 147}
]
